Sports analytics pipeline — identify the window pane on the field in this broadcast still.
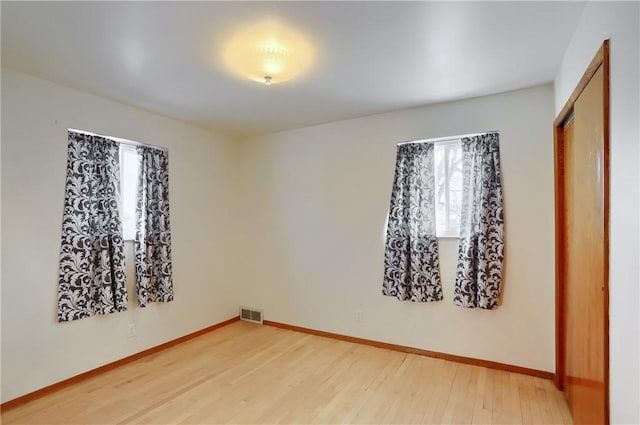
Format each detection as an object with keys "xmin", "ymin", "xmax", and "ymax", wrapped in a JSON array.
[
  {"xmin": 120, "ymin": 145, "xmax": 139, "ymax": 240},
  {"xmin": 434, "ymin": 140, "xmax": 462, "ymax": 237},
  {"xmin": 447, "ymin": 144, "xmax": 462, "ymax": 231},
  {"xmin": 434, "ymin": 144, "xmax": 446, "ymax": 232}
]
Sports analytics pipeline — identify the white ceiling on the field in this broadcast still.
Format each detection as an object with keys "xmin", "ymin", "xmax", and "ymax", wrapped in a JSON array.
[{"xmin": 1, "ymin": 1, "xmax": 585, "ymax": 139}]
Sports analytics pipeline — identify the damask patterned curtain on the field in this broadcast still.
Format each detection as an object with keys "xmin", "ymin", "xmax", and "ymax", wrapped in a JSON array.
[
  {"xmin": 383, "ymin": 143, "xmax": 443, "ymax": 302},
  {"xmin": 454, "ymin": 132, "xmax": 504, "ymax": 309},
  {"xmin": 135, "ymin": 146, "xmax": 174, "ymax": 307},
  {"xmin": 57, "ymin": 131, "xmax": 128, "ymax": 321}
]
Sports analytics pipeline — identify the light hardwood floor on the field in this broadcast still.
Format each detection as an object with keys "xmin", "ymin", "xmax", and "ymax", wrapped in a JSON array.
[{"xmin": 2, "ymin": 321, "xmax": 572, "ymax": 424}]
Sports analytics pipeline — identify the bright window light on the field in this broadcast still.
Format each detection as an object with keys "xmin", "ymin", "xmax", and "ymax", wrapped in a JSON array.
[
  {"xmin": 119, "ymin": 144, "xmax": 139, "ymax": 241},
  {"xmin": 434, "ymin": 140, "xmax": 463, "ymax": 238}
]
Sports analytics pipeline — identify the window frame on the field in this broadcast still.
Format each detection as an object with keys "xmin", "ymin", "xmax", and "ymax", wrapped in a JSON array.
[
  {"xmin": 434, "ymin": 139, "xmax": 462, "ymax": 239},
  {"xmin": 119, "ymin": 143, "xmax": 139, "ymax": 241}
]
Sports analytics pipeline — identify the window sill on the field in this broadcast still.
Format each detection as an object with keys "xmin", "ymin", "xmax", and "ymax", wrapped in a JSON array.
[{"xmin": 436, "ymin": 229, "xmax": 460, "ymax": 239}]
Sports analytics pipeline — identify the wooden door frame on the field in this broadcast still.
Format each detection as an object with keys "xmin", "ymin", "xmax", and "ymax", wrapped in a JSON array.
[{"xmin": 553, "ymin": 39, "xmax": 610, "ymax": 419}]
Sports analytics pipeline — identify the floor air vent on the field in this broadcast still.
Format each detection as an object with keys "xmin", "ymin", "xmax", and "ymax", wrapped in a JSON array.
[{"xmin": 239, "ymin": 306, "xmax": 263, "ymax": 324}]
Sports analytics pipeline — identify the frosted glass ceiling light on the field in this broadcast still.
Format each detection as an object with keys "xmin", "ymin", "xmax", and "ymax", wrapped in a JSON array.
[{"xmin": 223, "ymin": 21, "xmax": 313, "ymax": 85}]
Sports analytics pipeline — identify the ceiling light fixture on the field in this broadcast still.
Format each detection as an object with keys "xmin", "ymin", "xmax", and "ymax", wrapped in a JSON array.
[{"xmin": 222, "ymin": 20, "xmax": 314, "ymax": 85}]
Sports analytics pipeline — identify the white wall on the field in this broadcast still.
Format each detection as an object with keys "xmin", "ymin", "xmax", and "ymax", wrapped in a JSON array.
[
  {"xmin": 238, "ymin": 85, "xmax": 556, "ymax": 372},
  {"xmin": 1, "ymin": 69, "xmax": 241, "ymax": 402},
  {"xmin": 554, "ymin": 3, "xmax": 640, "ymax": 423}
]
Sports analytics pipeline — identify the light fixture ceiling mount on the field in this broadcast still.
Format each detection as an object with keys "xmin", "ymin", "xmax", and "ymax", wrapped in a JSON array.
[{"xmin": 222, "ymin": 20, "xmax": 314, "ymax": 85}]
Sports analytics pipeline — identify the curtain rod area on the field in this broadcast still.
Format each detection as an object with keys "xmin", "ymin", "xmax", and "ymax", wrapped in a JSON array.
[
  {"xmin": 68, "ymin": 128, "xmax": 168, "ymax": 152},
  {"xmin": 397, "ymin": 130, "xmax": 499, "ymax": 146}
]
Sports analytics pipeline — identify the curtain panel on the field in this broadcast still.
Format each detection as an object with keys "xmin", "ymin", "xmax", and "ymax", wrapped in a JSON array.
[
  {"xmin": 57, "ymin": 131, "xmax": 128, "ymax": 321},
  {"xmin": 382, "ymin": 143, "xmax": 443, "ymax": 302},
  {"xmin": 135, "ymin": 146, "xmax": 174, "ymax": 307},
  {"xmin": 454, "ymin": 132, "xmax": 505, "ymax": 309}
]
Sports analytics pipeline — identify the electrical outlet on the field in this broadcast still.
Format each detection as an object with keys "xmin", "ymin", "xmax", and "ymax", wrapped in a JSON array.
[
  {"xmin": 127, "ymin": 323, "xmax": 136, "ymax": 338},
  {"xmin": 355, "ymin": 310, "xmax": 363, "ymax": 321}
]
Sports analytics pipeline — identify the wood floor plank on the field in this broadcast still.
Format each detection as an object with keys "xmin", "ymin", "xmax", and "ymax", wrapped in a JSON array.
[{"xmin": 1, "ymin": 321, "xmax": 572, "ymax": 425}]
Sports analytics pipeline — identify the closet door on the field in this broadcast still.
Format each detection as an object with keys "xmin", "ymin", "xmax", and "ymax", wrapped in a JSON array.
[{"xmin": 555, "ymin": 41, "xmax": 609, "ymax": 425}]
